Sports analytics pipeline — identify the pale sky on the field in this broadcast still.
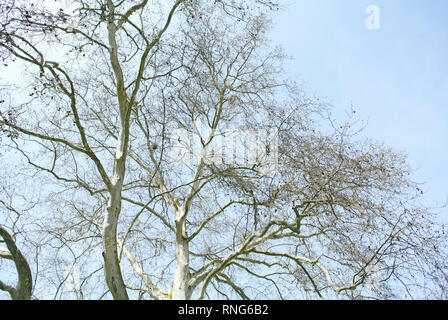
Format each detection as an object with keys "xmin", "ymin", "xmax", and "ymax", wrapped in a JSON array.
[{"xmin": 270, "ymin": 0, "xmax": 448, "ymax": 218}]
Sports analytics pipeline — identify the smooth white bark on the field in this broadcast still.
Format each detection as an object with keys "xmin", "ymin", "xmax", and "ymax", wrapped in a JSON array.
[{"xmin": 172, "ymin": 207, "xmax": 191, "ymax": 299}]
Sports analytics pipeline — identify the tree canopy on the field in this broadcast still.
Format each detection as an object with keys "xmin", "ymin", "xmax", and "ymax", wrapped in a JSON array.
[{"xmin": 0, "ymin": 0, "xmax": 447, "ymax": 300}]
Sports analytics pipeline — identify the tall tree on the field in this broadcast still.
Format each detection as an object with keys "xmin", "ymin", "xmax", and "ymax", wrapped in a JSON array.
[{"xmin": 1, "ymin": 0, "xmax": 447, "ymax": 300}]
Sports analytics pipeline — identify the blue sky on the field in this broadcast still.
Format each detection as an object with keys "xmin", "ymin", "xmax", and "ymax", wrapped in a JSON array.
[{"xmin": 269, "ymin": 0, "xmax": 448, "ymax": 216}]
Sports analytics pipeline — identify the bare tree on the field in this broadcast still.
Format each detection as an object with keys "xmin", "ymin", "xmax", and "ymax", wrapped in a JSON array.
[{"xmin": 0, "ymin": 0, "xmax": 447, "ymax": 300}]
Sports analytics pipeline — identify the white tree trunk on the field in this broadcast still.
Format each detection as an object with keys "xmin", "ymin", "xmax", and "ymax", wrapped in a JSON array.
[
  {"xmin": 172, "ymin": 208, "xmax": 191, "ymax": 299},
  {"xmin": 101, "ymin": 126, "xmax": 129, "ymax": 300},
  {"xmin": 102, "ymin": 188, "xmax": 129, "ymax": 300}
]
